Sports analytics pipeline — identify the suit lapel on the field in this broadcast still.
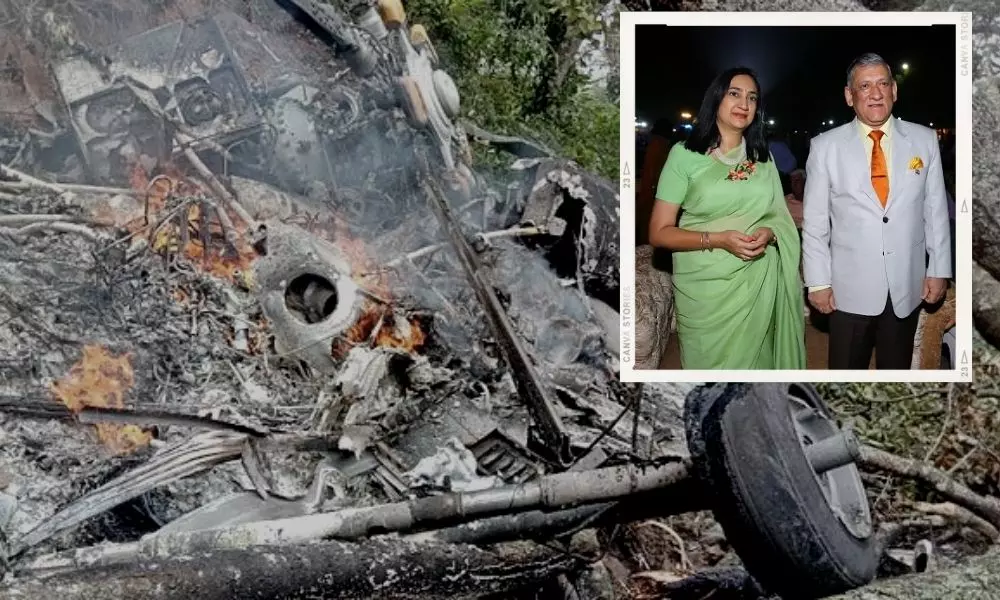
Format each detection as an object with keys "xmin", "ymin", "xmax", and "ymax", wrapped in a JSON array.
[
  {"xmin": 886, "ymin": 120, "xmax": 913, "ymax": 213},
  {"xmin": 842, "ymin": 125, "xmax": 881, "ymax": 210}
]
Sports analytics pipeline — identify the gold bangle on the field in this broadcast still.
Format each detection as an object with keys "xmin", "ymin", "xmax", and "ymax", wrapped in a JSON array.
[{"xmin": 701, "ymin": 231, "xmax": 710, "ymax": 251}]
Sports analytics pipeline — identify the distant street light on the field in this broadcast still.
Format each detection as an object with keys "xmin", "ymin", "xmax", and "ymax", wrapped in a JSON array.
[
  {"xmin": 929, "ymin": 122, "xmax": 934, "ymax": 126},
  {"xmin": 901, "ymin": 62, "xmax": 909, "ymax": 72},
  {"xmin": 768, "ymin": 119, "xmax": 775, "ymax": 126},
  {"xmin": 636, "ymin": 120, "xmax": 648, "ymax": 129},
  {"xmin": 680, "ymin": 111, "xmax": 692, "ymax": 120},
  {"xmin": 828, "ymin": 119, "xmax": 834, "ymax": 125}
]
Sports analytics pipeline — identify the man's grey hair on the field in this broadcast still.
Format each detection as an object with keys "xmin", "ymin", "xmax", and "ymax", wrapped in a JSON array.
[{"xmin": 846, "ymin": 52, "xmax": 893, "ymax": 87}]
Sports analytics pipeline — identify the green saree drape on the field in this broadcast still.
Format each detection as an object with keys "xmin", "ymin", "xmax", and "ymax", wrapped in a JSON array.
[{"xmin": 655, "ymin": 143, "xmax": 806, "ymax": 369}]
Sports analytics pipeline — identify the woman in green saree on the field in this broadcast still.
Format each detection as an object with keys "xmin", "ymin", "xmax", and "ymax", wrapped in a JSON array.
[{"xmin": 648, "ymin": 67, "xmax": 806, "ymax": 369}]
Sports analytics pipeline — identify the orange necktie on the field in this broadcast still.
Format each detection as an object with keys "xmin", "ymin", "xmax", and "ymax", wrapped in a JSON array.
[{"xmin": 869, "ymin": 130, "xmax": 889, "ymax": 207}]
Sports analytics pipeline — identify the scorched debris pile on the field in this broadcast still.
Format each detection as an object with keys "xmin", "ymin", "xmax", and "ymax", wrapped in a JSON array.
[{"xmin": 0, "ymin": 1, "xmax": 682, "ymax": 598}]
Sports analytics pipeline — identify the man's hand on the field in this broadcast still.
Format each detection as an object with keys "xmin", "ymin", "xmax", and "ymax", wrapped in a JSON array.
[
  {"xmin": 808, "ymin": 288, "xmax": 836, "ymax": 314},
  {"xmin": 922, "ymin": 277, "xmax": 948, "ymax": 304}
]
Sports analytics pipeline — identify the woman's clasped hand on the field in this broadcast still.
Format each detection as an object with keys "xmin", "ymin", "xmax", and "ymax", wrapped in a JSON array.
[{"xmin": 714, "ymin": 227, "xmax": 773, "ymax": 261}]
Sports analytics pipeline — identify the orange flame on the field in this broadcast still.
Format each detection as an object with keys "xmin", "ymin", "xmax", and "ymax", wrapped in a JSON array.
[
  {"xmin": 296, "ymin": 215, "xmax": 392, "ymax": 300},
  {"xmin": 332, "ymin": 301, "xmax": 426, "ymax": 358},
  {"xmin": 294, "ymin": 214, "xmax": 426, "ymax": 356},
  {"xmin": 376, "ymin": 314, "xmax": 426, "ymax": 352},
  {"xmin": 50, "ymin": 345, "xmax": 151, "ymax": 455},
  {"xmin": 129, "ymin": 162, "xmax": 150, "ymax": 198},
  {"xmin": 171, "ymin": 203, "xmax": 258, "ymax": 282},
  {"xmin": 118, "ymin": 168, "xmax": 425, "ymax": 357},
  {"xmin": 128, "ymin": 173, "xmax": 258, "ymax": 285}
]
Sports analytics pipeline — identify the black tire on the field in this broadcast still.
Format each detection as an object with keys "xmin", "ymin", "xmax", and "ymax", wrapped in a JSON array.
[{"xmin": 684, "ymin": 383, "xmax": 877, "ymax": 599}]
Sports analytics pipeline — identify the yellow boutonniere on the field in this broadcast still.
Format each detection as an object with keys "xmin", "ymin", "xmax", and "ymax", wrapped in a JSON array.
[{"xmin": 909, "ymin": 156, "xmax": 924, "ymax": 175}]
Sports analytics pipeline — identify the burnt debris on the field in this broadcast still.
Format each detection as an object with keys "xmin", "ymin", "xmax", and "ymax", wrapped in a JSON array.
[{"xmin": 0, "ymin": 1, "xmax": 668, "ymax": 598}]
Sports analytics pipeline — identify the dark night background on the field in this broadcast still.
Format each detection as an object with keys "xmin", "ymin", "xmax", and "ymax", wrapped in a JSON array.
[{"xmin": 635, "ymin": 25, "xmax": 956, "ymax": 133}]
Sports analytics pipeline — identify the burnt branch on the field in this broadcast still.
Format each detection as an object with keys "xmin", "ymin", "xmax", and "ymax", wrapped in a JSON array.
[{"xmin": 1, "ymin": 537, "xmax": 593, "ymax": 600}]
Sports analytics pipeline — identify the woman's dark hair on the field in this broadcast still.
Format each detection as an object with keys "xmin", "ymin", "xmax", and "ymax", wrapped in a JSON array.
[{"xmin": 685, "ymin": 67, "xmax": 770, "ymax": 163}]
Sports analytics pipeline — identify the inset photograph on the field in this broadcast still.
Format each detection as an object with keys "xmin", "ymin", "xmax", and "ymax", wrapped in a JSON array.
[{"xmin": 619, "ymin": 12, "xmax": 971, "ymax": 382}]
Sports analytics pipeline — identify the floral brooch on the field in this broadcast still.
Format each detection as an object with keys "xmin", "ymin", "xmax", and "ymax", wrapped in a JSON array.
[
  {"xmin": 727, "ymin": 160, "xmax": 757, "ymax": 181},
  {"xmin": 909, "ymin": 156, "xmax": 924, "ymax": 175}
]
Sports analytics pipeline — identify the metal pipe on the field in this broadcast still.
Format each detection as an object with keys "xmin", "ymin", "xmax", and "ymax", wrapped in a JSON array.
[
  {"xmin": 18, "ymin": 462, "xmax": 694, "ymax": 577},
  {"xmin": 404, "ymin": 481, "xmax": 709, "ymax": 546},
  {"xmin": 805, "ymin": 430, "xmax": 861, "ymax": 474},
  {"xmin": 136, "ymin": 461, "xmax": 689, "ymax": 557}
]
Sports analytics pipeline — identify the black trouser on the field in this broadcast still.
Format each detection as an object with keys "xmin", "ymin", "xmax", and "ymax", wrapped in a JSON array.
[{"xmin": 828, "ymin": 294, "xmax": 920, "ymax": 370}]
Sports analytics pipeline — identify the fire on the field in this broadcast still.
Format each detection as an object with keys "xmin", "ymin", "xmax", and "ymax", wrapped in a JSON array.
[
  {"xmin": 332, "ymin": 301, "xmax": 381, "ymax": 359},
  {"xmin": 171, "ymin": 287, "xmax": 190, "ymax": 305},
  {"xmin": 295, "ymin": 215, "xmax": 392, "ymax": 299},
  {"xmin": 166, "ymin": 202, "xmax": 258, "ymax": 282},
  {"xmin": 118, "ymin": 166, "xmax": 425, "ymax": 357},
  {"xmin": 129, "ymin": 162, "xmax": 149, "ymax": 197},
  {"xmin": 126, "ymin": 170, "xmax": 258, "ymax": 285},
  {"xmin": 144, "ymin": 175, "xmax": 172, "ymax": 216},
  {"xmin": 50, "ymin": 345, "xmax": 151, "ymax": 455},
  {"xmin": 376, "ymin": 314, "xmax": 426, "ymax": 352},
  {"xmin": 332, "ymin": 301, "xmax": 426, "ymax": 358},
  {"xmin": 294, "ymin": 214, "xmax": 427, "ymax": 356}
]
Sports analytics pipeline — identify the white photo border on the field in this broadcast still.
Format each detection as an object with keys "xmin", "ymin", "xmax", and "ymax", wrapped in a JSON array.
[{"xmin": 618, "ymin": 11, "xmax": 973, "ymax": 384}]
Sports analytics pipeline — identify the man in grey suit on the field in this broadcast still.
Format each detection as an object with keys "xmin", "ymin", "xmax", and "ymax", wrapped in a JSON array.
[{"xmin": 802, "ymin": 53, "xmax": 952, "ymax": 369}]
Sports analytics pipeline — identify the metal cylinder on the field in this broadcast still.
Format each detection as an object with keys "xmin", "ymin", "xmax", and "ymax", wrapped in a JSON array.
[
  {"xmin": 345, "ymin": 33, "xmax": 378, "ymax": 78},
  {"xmin": 804, "ymin": 430, "xmax": 861, "ymax": 474},
  {"xmin": 432, "ymin": 69, "xmax": 460, "ymax": 118},
  {"xmin": 355, "ymin": 6, "xmax": 388, "ymax": 40}
]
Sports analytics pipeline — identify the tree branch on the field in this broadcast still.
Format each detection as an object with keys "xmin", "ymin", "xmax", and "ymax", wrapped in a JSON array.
[
  {"xmin": 1, "ymin": 537, "xmax": 592, "ymax": 600},
  {"xmin": 859, "ymin": 444, "xmax": 1000, "ymax": 530},
  {"xmin": 911, "ymin": 501, "xmax": 1000, "ymax": 543}
]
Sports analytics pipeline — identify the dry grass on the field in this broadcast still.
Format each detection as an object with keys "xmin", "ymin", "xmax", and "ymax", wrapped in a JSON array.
[{"xmin": 820, "ymin": 335, "xmax": 1000, "ymax": 513}]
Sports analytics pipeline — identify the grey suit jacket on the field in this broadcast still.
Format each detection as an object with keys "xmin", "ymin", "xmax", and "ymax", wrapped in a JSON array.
[{"xmin": 802, "ymin": 118, "xmax": 952, "ymax": 317}]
